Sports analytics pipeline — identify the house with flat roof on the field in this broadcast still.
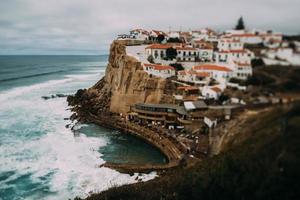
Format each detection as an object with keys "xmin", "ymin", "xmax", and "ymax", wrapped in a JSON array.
[
  {"xmin": 192, "ymin": 64, "xmax": 234, "ymax": 82},
  {"xmin": 143, "ymin": 63, "xmax": 175, "ymax": 78},
  {"xmin": 131, "ymin": 103, "xmax": 181, "ymax": 125}
]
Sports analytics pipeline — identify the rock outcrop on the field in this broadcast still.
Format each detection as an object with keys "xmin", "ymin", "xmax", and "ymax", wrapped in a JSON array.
[{"xmin": 68, "ymin": 40, "xmax": 175, "ymax": 116}]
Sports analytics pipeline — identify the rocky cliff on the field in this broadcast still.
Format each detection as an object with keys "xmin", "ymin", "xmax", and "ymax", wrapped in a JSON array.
[{"xmin": 68, "ymin": 40, "xmax": 175, "ymax": 116}]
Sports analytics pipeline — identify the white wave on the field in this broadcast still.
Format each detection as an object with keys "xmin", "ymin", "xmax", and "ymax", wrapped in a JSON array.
[
  {"xmin": 64, "ymin": 73, "xmax": 103, "ymax": 81},
  {"xmin": 0, "ymin": 78, "xmax": 72, "ymax": 104},
  {"xmin": 0, "ymin": 78, "xmax": 158, "ymax": 200}
]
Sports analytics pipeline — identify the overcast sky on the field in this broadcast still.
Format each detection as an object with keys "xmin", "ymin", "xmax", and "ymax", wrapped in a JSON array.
[{"xmin": 0, "ymin": 0, "xmax": 299, "ymax": 55}]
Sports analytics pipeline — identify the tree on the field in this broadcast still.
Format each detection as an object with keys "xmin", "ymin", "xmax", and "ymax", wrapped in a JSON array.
[
  {"xmin": 167, "ymin": 37, "xmax": 182, "ymax": 43},
  {"xmin": 170, "ymin": 63, "xmax": 184, "ymax": 71},
  {"xmin": 166, "ymin": 47, "xmax": 177, "ymax": 60},
  {"xmin": 157, "ymin": 34, "xmax": 165, "ymax": 43},
  {"xmin": 235, "ymin": 17, "xmax": 245, "ymax": 30},
  {"xmin": 251, "ymin": 58, "xmax": 265, "ymax": 68},
  {"xmin": 147, "ymin": 55, "xmax": 154, "ymax": 63}
]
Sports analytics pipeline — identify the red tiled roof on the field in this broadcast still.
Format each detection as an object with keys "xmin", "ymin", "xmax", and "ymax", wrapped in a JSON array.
[
  {"xmin": 193, "ymin": 65, "xmax": 232, "ymax": 72},
  {"xmin": 234, "ymin": 61, "xmax": 251, "ymax": 67},
  {"xmin": 152, "ymin": 30, "xmax": 168, "ymax": 36},
  {"xmin": 178, "ymin": 70, "xmax": 187, "ymax": 75},
  {"xmin": 220, "ymin": 39, "xmax": 241, "ymax": 43},
  {"xmin": 144, "ymin": 63, "xmax": 175, "ymax": 71},
  {"xmin": 176, "ymin": 46, "xmax": 197, "ymax": 51},
  {"xmin": 145, "ymin": 44, "xmax": 172, "ymax": 49},
  {"xmin": 190, "ymin": 71, "xmax": 210, "ymax": 77},
  {"xmin": 219, "ymin": 49, "xmax": 247, "ymax": 54},
  {"xmin": 232, "ymin": 33, "xmax": 257, "ymax": 37},
  {"xmin": 211, "ymin": 87, "xmax": 222, "ymax": 93},
  {"xmin": 178, "ymin": 70, "xmax": 210, "ymax": 77}
]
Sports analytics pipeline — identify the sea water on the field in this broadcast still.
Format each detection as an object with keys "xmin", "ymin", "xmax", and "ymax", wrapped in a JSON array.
[{"xmin": 0, "ymin": 55, "xmax": 166, "ymax": 200}]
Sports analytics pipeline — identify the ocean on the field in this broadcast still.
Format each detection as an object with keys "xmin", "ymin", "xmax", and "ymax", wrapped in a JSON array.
[{"xmin": 0, "ymin": 55, "xmax": 166, "ymax": 200}]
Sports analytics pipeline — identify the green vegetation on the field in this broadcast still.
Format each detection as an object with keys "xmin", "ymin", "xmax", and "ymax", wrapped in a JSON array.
[
  {"xmin": 165, "ymin": 47, "xmax": 178, "ymax": 60},
  {"xmin": 235, "ymin": 16, "xmax": 245, "ymax": 30},
  {"xmin": 80, "ymin": 104, "xmax": 300, "ymax": 200},
  {"xmin": 283, "ymin": 35, "xmax": 300, "ymax": 42},
  {"xmin": 248, "ymin": 66, "xmax": 300, "ymax": 92},
  {"xmin": 229, "ymin": 77, "xmax": 247, "ymax": 86},
  {"xmin": 167, "ymin": 37, "xmax": 182, "ymax": 43},
  {"xmin": 147, "ymin": 55, "xmax": 154, "ymax": 63},
  {"xmin": 170, "ymin": 63, "xmax": 184, "ymax": 71},
  {"xmin": 251, "ymin": 58, "xmax": 265, "ymax": 68},
  {"xmin": 157, "ymin": 34, "xmax": 165, "ymax": 43}
]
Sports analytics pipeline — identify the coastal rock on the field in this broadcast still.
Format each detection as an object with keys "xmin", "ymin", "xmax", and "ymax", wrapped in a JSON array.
[
  {"xmin": 68, "ymin": 40, "xmax": 175, "ymax": 116},
  {"xmin": 42, "ymin": 93, "xmax": 68, "ymax": 100}
]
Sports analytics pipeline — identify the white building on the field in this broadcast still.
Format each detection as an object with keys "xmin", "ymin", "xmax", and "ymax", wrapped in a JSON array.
[
  {"xmin": 231, "ymin": 33, "xmax": 263, "ymax": 44},
  {"xmin": 176, "ymin": 46, "xmax": 198, "ymax": 62},
  {"xmin": 233, "ymin": 61, "xmax": 253, "ymax": 79},
  {"xmin": 177, "ymin": 70, "xmax": 210, "ymax": 84},
  {"xmin": 129, "ymin": 29, "xmax": 149, "ymax": 40},
  {"xmin": 218, "ymin": 37, "xmax": 244, "ymax": 51},
  {"xmin": 214, "ymin": 49, "xmax": 254, "ymax": 65},
  {"xmin": 192, "ymin": 40, "xmax": 214, "ymax": 61},
  {"xmin": 143, "ymin": 63, "xmax": 175, "ymax": 78},
  {"xmin": 192, "ymin": 64, "xmax": 234, "ymax": 82},
  {"xmin": 201, "ymin": 86, "xmax": 223, "ymax": 100},
  {"xmin": 261, "ymin": 47, "xmax": 300, "ymax": 66},
  {"xmin": 145, "ymin": 44, "xmax": 172, "ymax": 62}
]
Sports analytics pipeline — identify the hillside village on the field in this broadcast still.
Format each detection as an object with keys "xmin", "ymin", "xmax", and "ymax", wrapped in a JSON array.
[
  {"xmin": 109, "ymin": 20, "xmax": 300, "ymax": 156},
  {"xmin": 68, "ymin": 19, "xmax": 300, "ymax": 173},
  {"xmin": 119, "ymin": 25, "xmax": 300, "ymax": 100}
]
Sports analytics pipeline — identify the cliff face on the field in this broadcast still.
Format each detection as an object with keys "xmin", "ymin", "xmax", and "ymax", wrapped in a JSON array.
[{"xmin": 69, "ymin": 40, "xmax": 175, "ymax": 116}]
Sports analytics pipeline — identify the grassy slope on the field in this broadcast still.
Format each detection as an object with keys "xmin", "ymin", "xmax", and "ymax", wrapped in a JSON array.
[{"xmin": 81, "ymin": 104, "xmax": 300, "ymax": 200}]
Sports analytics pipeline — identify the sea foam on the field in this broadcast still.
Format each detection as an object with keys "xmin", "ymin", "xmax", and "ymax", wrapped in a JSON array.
[{"xmin": 0, "ymin": 72, "xmax": 157, "ymax": 200}]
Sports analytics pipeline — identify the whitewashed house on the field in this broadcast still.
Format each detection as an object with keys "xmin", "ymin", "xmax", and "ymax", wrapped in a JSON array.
[
  {"xmin": 130, "ymin": 29, "xmax": 149, "ymax": 41},
  {"xmin": 233, "ymin": 61, "xmax": 253, "ymax": 79},
  {"xmin": 148, "ymin": 30, "xmax": 168, "ymax": 42},
  {"xmin": 143, "ymin": 63, "xmax": 175, "ymax": 78},
  {"xmin": 192, "ymin": 64, "xmax": 234, "ymax": 82},
  {"xmin": 218, "ymin": 37, "xmax": 244, "ymax": 52},
  {"xmin": 176, "ymin": 46, "xmax": 198, "ymax": 62},
  {"xmin": 145, "ymin": 44, "xmax": 172, "ymax": 62},
  {"xmin": 214, "ymin": 36, "xmax": 255, "ymax": 72},
  {"xmin": 232, "ymin": 33, "xmax": 263, "ymax": 44},
  {"xmin": 168, "ymin": 31, "xmax": 180, "ymax": 39},
  {"xmin": 177, "ymin": 70, "xmax": 210, "ymax": 84},
  {"xmin": 192, "ymin": 40, "xmax": 214, "ymax": 62},
  {"xmin": 201, "ymin": 86, "xmax": 223, "ymax": 100},
  {"xmin": 261, "ymin": 47, "xmax": 300, "ymax": 66}
]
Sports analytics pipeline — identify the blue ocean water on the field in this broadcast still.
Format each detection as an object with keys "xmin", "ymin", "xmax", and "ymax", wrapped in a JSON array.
[{"xmin": 0, "ymin": 56, "xmax": 165, "ymax": 200}]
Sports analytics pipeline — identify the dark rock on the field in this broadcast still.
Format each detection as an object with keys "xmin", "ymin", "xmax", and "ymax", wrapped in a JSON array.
[
  {"xmin": 41, "ymin": 96, "xmax": 51, "ymax": 100},
  {"xmin": 56, "ymin": 94, "xmax": 67, "ymax": 98}
]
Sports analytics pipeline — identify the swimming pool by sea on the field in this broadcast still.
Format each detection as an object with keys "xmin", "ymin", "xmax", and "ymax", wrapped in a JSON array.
[{"xmin": 0, "ymin": 55, "xmax": 166, "ymax": 200}]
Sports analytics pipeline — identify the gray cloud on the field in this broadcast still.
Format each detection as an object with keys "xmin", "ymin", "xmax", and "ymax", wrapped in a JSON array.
[{"xmin": 0, "ymin": 0, "xmax": 300, "ymax": 55}]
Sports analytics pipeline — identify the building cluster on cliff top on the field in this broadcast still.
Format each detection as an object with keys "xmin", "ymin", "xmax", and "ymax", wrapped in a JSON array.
[
  {"xmin": 119, "ymin": 27, "xmax": 300, "ymax": 100},
  {"xmin": 113, "ymin": 26, "xmax": 299, "ymax": 156}
]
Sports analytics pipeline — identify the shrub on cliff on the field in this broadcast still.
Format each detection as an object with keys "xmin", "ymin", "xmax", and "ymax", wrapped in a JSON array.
[
  {"xmin": 166, "ymin": 47, "xmax": 178, "ymax": 60},
  {"xmin": 157, "ymin": 34, "xmax": 165, "ymax": 43},
  {"xmin": 251, "ymin": 58, "xmax": 264, "ymax": 68},
  {"xmin": 167, "ymin": 37, "xmax": 182, "ymax": 43},
  {"xmin": 170, "ymin": 63, "xmax": 184, "ymax": 71},
  {"xmin": 147, "ymin": 55, "xmax": 154, "ymax": 63}
]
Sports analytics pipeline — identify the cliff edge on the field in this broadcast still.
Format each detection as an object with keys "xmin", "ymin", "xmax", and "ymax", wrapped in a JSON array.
[{"xmin": 68, "ymin": 40, "xmax": 175, "ymax": 116}]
